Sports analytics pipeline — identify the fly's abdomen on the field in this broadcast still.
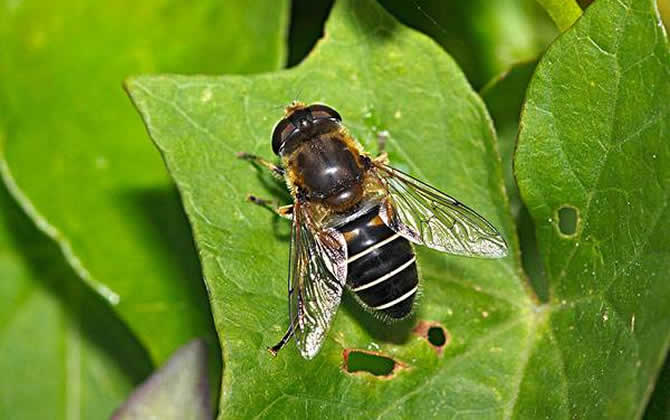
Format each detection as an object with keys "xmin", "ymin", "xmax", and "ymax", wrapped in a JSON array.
[{"xmin": 339, "ymin": 206, "xmax": 418, "ymax": 319}]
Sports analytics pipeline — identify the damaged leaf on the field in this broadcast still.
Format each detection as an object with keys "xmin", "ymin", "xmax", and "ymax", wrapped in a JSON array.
[{"xmin": 127, "ymin": 0, "xmax": 670, "ymax": 417}]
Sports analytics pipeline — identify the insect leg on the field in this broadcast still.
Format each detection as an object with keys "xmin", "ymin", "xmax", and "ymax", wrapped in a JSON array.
[
  {"xmin": 237, "ymin": 152, "xmax": 285, "ymax": 178},
  {"xmin": 374, "ymin": 131, "xmax": 390, "ymax": 163},
  {"xmin": 246, "ymin": 195, "xmax": 293, "ymax": 219},
  {"xmin": 267, "ymin": 316, "xmax": 297, "ymax": 356}
]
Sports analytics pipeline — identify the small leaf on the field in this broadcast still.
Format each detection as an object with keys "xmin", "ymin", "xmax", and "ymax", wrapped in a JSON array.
[
  {"xmin": 112, "ymin": 339, "xmax": 211, "ymax": 420},
  {"xmin": 535, "ymin": 0, "xmax": 583, "ymax": 31},
  {"xmin": 0, "ymin": 185, "xmax": 152, "ymax": 419}
]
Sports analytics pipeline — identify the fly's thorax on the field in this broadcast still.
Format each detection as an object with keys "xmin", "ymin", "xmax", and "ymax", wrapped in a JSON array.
[{"xmin": 284, "ymin": 132, "xmax": 367, "ymax": 211}]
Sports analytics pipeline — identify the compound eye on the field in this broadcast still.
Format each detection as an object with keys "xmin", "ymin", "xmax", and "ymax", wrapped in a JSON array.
[
  {"xmin": 272, "ymin": 118, "xmax": 297, "ymax": 155},
  {"xmin": 307, "ymin": 104, "xmax": 342, "ymax": 122}
]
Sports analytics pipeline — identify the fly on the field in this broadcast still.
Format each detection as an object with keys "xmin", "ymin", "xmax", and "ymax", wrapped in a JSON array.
[{"xmin": 238, "ymin": 102, "xmax": 508, "ymax": 359}]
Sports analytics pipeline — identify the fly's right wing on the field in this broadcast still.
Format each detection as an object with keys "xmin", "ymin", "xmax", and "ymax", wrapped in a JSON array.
[
  {"xmin": 288, "ymin": 202, "xmax": 348, "ymax": 359},
  {"xmin": 372, "ymin": 163, "xmax": 508, "ymax": 258}
]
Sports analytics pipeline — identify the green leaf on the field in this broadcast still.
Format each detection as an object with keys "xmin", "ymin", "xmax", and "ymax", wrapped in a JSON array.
[
  {"xmin": 128, "ymin": 0, "xmax": 669, "ymax": 417},
  {"xmin": 112, "ymin": 339, "xmax": 211, "ymax": 420},
  {"xmin": 128, "ymin": 0, "xmax": 529, "ymax": 417},
  {"xmin": 0, "ymin": 0, "xmax": 289, "ymax": 374},
  {"xmin": 481, "ymin": 60, "xmax": 538, "ymax": 219},
  {"xmin": 515, "ymin": 0, "xmax": 670, "ymax": 416},
  {"xmin": 379, "ymin": 0, "xmax": 558, "ymax": 88},
  {"xmin": 481, "ymin": 61, "xmax": 549, "ymax": 302},
  {"xmin": 534, "ymin": 0, "xmax": 583, "ymax": 31},
  {"xmin": 0, "ymin": 184, "xmax": 152, "ymax": 419}
]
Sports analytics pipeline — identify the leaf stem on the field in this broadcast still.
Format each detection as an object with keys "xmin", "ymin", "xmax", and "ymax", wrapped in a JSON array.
[{"xmin": 535, "ymin": 0, "xmax": 583, "ymax": 32}]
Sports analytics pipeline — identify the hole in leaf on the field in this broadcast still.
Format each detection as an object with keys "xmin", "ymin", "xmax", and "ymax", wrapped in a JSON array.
[
  {"xmin": 413, "ymin": 321, "xmax": 450, "ymax": 356},
  {"xmin": 342, "ymin": 349, "xmax": 405, "ymax": 378},
  {"xmin": 427, "ymin": 326, "xmax": 446, "ymax": 346},
  {"xmin": 558, "ymin": 205, "xmax": 579, "ymax": 236}
]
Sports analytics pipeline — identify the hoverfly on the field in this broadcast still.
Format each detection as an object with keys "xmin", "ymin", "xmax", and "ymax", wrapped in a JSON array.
[{"xmin": 238, "ymin": 102, "xmax": 507, "ymax": 359}]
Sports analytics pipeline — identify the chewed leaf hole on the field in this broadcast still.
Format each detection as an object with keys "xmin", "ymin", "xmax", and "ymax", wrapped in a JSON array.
[
  {"xmin": 427, "ymin": 326, "xmax": 446, "ymax": 346},
  {"xmin": 557, "ymin": 205, "xmax": 579, "ymax": 236},
  {"xmin": 342, "ymin": 349, "xmax": 406, "ymax": 378},
  {"xmin": 413, "ymin": 321, "xmax": 450, "ymax": 356}
]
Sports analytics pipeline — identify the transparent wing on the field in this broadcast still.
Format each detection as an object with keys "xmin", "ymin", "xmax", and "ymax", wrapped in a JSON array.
[
  {"xmin": 372, "ymin": 163, "xmax": 508, "ymax": 258},
  {"xmin": 288, "ymin": 202, "xmax": 347, "ymax": 359}
]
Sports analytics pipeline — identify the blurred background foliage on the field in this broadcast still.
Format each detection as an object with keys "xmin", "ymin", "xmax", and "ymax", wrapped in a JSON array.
[
  {"xmin": 289, "ymin": 0, "xmax": 557, "ymax": 89},
  {"xmin": 1, "ymin": 0, "xmax": 668, "ymax": 418}
]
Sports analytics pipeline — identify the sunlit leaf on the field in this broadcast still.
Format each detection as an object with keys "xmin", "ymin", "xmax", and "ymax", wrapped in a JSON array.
[
  {"xmin": 515, "ymin": 0, "xmax": 670, "ymax": 416},
  {"xmin": 128, "ymin": 0, "xmax": 669, "ymax": 417}
]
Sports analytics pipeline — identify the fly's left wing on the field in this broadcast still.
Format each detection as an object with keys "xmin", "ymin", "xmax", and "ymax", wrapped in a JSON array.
[
  {"xmin": 288, "ymin": 202, "xmax": 348, "ymax": 359},
  {"xmin": 372, "ymin": 163, "xmax": 508, "ymax": 258}
]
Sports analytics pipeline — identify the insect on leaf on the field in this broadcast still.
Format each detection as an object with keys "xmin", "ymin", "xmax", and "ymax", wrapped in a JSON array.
[{"xmin": 127, "ymin": 0, "xmax": 670, "ymax": 417}]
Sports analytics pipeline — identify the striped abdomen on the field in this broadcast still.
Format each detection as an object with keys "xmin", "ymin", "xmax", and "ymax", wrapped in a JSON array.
[{"xmin": 338, "ymin": 206, "xmax": 418, "ymax": 319}]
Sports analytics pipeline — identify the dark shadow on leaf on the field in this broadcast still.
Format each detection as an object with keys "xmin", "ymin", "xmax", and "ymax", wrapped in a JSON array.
[
  {"xmin": 118, "ymin": 186, "xmax": 203, "ymax": 286},
  {"xmin": 643, "ymin": 349, "xmax": 670, "ymax": 419},
  {"xmin": 0, "ymin": 184, "xmax": 153, "ymax": 386},
  {"xmin": 340, "ymin": 292, "xmax": 415, "ymax": 345},
  {"xmin": 249, "ymin": 161, "xmax": 292, "ymax": 203},
  {"xmin": 245, "ymin": 161, "xmax": 293, "ymax": 242},
  {"xmin": 349, "ymin": 0, "xmax": 400, "ymax": 41},
  {"xmin": 116, "ymin": 186, "xmax": 223, "ymax": 401}
]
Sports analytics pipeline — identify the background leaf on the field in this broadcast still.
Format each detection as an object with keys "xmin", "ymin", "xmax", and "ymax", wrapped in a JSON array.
[
  {"xmin": 481, "ymin": 61, "xmax": 549, "ymax": 301},
  {"xmin": 534, "ymin": 0, "xmax": 582, "ymax": 31},
  {"xmin": 0, "ymin": 184, "xmax": 152, "ymax": 419},
  {"xmin": 286, "ymin": 0, "xmax": 558, "ymax": 89},
  {"xmin": 378, "ymin": 0, "xmax": 557, "ymax": 88},
  {"xmin": 515, "ymin": 0, "xmax": 670, "ymax": 417},
  {"xmin": 112, "ymin": 339, "xmax": 211, "ymax": 420},
  {"xmin": 0, "ymin": 0, "xmax": 289, "ymax": 383},
  {"xmin": 482, "ymin": 61, "xmax": 537, "ymax": 220},
  {"xmin": 128, "ymin": 0, "xmax": 670, "ymax": 417}
]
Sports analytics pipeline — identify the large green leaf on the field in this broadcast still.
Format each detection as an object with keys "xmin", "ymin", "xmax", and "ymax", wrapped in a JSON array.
[
  {"xmin": 127, "ymin": 0, "xmax": 526, "ymax": 417},
  {"xmin": 127, "ymin": 0, "xmax": 669, "ymax": 417},
  {"xmin": 0, "ymin": 184, "xmax": 152, "ymax": 419},
  {"xmin": 515, "ymin": 0, "xmax": 670, "ymax": 417},
  {"xmin": 0, "ymin": 0, "xmax": 289, "ymax": 372}
]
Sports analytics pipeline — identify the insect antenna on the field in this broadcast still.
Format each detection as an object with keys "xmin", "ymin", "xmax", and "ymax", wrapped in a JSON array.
[{"xmin": 290, "ymin": 82, "xmax": 306, "ymax": 106}]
